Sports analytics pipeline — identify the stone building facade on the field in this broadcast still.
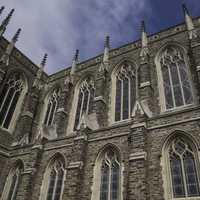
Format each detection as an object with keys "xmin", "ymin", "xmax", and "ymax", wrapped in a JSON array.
[{"xmin": 0, "ymin": 5, "xmax": 200, "ymax": 200}]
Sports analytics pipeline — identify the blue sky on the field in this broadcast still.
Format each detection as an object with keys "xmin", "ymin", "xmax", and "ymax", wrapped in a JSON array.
[{"xmin": 0, "ymin": 0, "xmax": 199, "ymax": 74}]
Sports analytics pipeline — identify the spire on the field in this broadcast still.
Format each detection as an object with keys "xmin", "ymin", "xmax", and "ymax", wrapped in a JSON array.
[
  {"xmin": 0, "ymin": 6, "xmax": 5, "ymax": 16},
  {"xmin": 0, "ymin": 28, "xmax": 21, "ymax": 66},
  {"xmin": 103, "ymin": 35, "xmax": 110, "ymax": 63},
  {"xmin": 0, "ymin": 9, "xmax": 14, "ymax": 37},
  {"xmin": 40, "ymin": 53, "xmax": 48, "ymax": 69},
  {"xmin": 140, "ymin": 20, "xmax": 149, "ymax": 58},
  {"xmin": 182, "ymin": 4, "xmax": 197, "ymax": 39},
  {"xmin": 33, "ymin": 53, "xmax": 48, "ymax": 89},
  {"xmin": 70, "ymin": 49, "xmax": 79, "ymax": 76}
]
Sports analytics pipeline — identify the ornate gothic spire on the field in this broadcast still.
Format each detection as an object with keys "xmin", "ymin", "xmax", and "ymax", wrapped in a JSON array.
[
  {"xmin": 0, "ymin": 28, "xmax": 21, "ymax": 65},
  {"xmin": 182, "ymin": 4, "xmax": 197, "ymax": 39},
  {"xmin": 33, "ymin": 53, "xmax": 48, "ymax": 89},
  {"xmin": 70, "ymin": 49, "xmax": 79, "ymax": 76},
  {"xmin": 140, "ymin": 20, "xmax": 149, "ymax": 58},
  {"xmin": 0, "ymin": 8, "xmax": 14, "ymax": 37},
  {"xmin": 40, "ymin": 53, "xmax": 48, "ymax": 69},
  {"xmin": 0, "ymin": 6, "xmax": 5, "ymax": 16}
]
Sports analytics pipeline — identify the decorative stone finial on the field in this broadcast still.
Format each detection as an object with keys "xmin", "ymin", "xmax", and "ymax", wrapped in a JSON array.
[
  {"xmin": 0, "ymin": 6, "xmax": 5, "ymax": 16},
  {"xmin": 12, "ymin": 28, "xmax": 21, "ymax": 43},
  {"xmin": 0, "ymin": 28, "xmax": 21, "ymax": 66},
  {"xmin": 0, "ymin": 8, "xmax": 14, "ymax": 37},
  {"xmin": 140, "ymin": 20, "xmax": 149, "ymax": 58},
  {"xmin": 99, "ymin": 35, "xmax": 110, "ymax": 73},
  {"xmin": 33, "ymin": 53, "xmax": 47, "ymax": 89},
  {"xmin": 182, "ymin": 4, "xmax": 197, "ymax": 39},
  {"xmin": 40, "ymin": 53, "xmax": 48, "ymax": 69}
]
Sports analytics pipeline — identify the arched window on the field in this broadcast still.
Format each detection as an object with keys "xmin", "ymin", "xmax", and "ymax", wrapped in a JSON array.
[
  {"xmin": 1, "ymin": 162, "xmax": 23, "ymax": 200},
  {"xmin": 0, "ymin": 73, "xmax": 25, "ymax": 129},
  {"xmin": 162, "ymin": 136, "xmax": 200, "ymax": 199},
  {"xmin": 158, "ymin": 46, "xmax": 193, "ymax": 110},
  {"xmin": 40, "ymin": 157, "xmax": 65, "ymax": 200},
  {"xmin": 112, "ymin": 61, "xmax": 136, "ymax": 122},
  {"xmin": 74, "ymin": 77, "xmax": 95, "ymax": 130},
  {"xmin": 44, "ymin": 88, "xmax": 60, "ymax": 126},
  {"xmin": 91, "ymin": 148, "xmax": 122, "ymax": 200}
]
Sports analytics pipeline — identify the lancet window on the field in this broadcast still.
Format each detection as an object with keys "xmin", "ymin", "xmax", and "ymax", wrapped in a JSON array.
[
  {"xmin": 100, "ymin": 150, "xmax": 120, "ymax": 200},
  {"xmin": 159, "ymin": 46, "xmax": 193, "ymax": 110},
  {"xmin": 114, "ymin": 62, "xmax": 136, "ymax": 121},
  {"xmin": 0, "ymin": 73, "xmax": 25, "ymax": 129},
  {"xmin": 40, "ymin": 157, "xmax": 65, "ymax": 200},
  {"xmin": 44, "ymin": 88, "xmax": 60, "ymax": 126},
  {"xmin": 74, "ymin": 78, "xmax": 95, "ymax": 130},
  {"xmin": 1, "ymin": 162, "xmax": 23, "ymax": 200},
  {"xmin": 163, "ymin": 136, "xmax": 200, "ymax": 199}
]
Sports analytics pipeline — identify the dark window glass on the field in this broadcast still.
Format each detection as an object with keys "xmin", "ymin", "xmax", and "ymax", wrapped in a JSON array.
[
  {"xmin": 115, "ymin": 79, "xmax": 121, "ymax": 122},
  {"xmin": 100, "ymin": 163, "xmax": 109, "ymax": 200},
  {"xmin": 170, "ymin": 154, "xmax": 185, "ymax": 198},
  {"xmin": 47, "ymin": 169, "xmax": 56, "ymax": 200},
  {"xmin": 123, "ymin": 78, "xmax": 129, "ymax": 120}
]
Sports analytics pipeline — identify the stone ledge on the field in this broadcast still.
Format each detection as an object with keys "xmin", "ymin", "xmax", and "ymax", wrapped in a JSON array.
[
  {"xmin": 67, "ymin": 161, "xmax": 83, "ymax": 169},
  {"xmin": 129, "ymin": 152, "xmax": 147, "ymax": 161}
]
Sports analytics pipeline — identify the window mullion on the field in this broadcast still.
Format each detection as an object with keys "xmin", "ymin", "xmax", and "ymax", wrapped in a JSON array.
[
  {"xmin": 120, "ymin": 80, "xmax": 123, "ymax": 121},
  {"xmin": 0, "ymin": 86, "xmax": 10, "ymax": 112},
  {"xmin": 2, "ymin": 89, "xmax": 17, "ymax": 127},
  {"xmin": 128, "ymin": 78, "xmax": 131, "ymax": 118},
  {"xmin": 86, "ymin": 89, "xmax": 91, "ymax": 114},
  {"xmin": 10, "ymin": 173, "xmax": 19, "ymax": 200},
  {"xmin": 181, "ymin": 157, "xmax": 188, "ymax": 197},
  {"xmin": 47, "ymin": 101, "xmax": 53, "ymax": 126},
  {"xmin": 168, "ymin": 65, "xmax": 176, "ymax": 108},
  {"xmin": 108, "ymin": 164, "xmax": 112, "ymax": 200},
  {"xmin": 52, "ymin": 169, "xmax": 59, "ymax": 200},
  {"xmin": 79, "ymin": 91, "xmax": 85, "ymax": 123},
  {"xmin": 51, "ymin": 101, "xmax": 58, "ymax": 126},
  {"xmin": 176, "ymin": 62, "xmax": 186, "ymax": 105}
]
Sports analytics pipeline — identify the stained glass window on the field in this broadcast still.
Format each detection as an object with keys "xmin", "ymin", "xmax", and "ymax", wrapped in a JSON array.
[
  {"xmin": 44, "ymin": 88, "xmax": 60, "ymax": 126},
  {"xmin": 100, "ymin": 150, "xmax": 120, "ymax": 200},
  {"xmin": 46, "ymin": 160, "xmax": 65, "ymax": 200},
  {"xmin": 115, "ymin": 62, "xmax": 136, "ymax": 122},
  {"xmin": 168, "ymin": 138, "xmax": 200, "ymax": 198},
  {"xmin": 74, "ymin": 78, "xmax": 95, "ymax": 130},
  {"xmin": 0, "ymin": 73, "xmax": 24, "ymax": 129},
  {"xmin": 160, "ymin": 46, "xmax": 193, "ymax": 110}
]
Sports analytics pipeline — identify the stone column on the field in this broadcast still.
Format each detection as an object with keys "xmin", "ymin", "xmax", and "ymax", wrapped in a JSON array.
[
  {"xmin": 93, "ymin": 68, "xmax": 108, "ymax": 128},
  {"xmin": 54, "ymin": 84, "xmax": 72, "ymax": 137},
  {"xmin": 127, "ymin": 123, "xmax": 147, "ymax": 200},
  {"xmin": 62, "ymin": 132, "xmax": 88, "ymax": 200}
]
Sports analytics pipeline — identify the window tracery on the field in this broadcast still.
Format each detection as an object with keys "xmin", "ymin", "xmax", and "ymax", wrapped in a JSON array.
[
  {"xmin": 159, "ymin": 46, "xmax": 193, "ymax": 110},
  {"xmin": 100, "ymin": 150, "xmax": 120, "ymax": 200},
  {"xmin": 40, "ymin": 158, "xmax": 65, "ymax": 200},
  {"xmin": 1, "ymin": 163, "xmax": 23, "ymax": 200},
  {"xmin": 74, "ymin": 78, "xmax": 95, "ymax": 130},
  {"xmin": 44, "ymin": 88, "xmax": 60, "ymax": 126},
  {"xmin": 114, "ymin": 62, "xmax": 136, "ymax": 122},
  {"xmin": 0, "ymin": 73, "xmax": 25, "ymax": 129}
]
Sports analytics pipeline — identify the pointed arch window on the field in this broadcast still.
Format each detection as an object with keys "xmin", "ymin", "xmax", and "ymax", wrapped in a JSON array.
[
  {"xmin": 74, "ymin": 78, "xmax": 95, "ymax": 130},
  {"xmin": 44, "ymin": 88, "xmax": 60, "ymax": 126},
  {"xmin": 91, "ymin": 148, "xmax": 122, "ymax": 200},
  {"xmin": 114, "ymin": 62, "xmax": 136, "ymax": 122},
  {"xmin": 162, "ymin": 136, "xmax": 200, "ymax": 199},
  {"xmin": 40, "ymin": 158, "xmax": 65, "ymax": 200},
  {"xmin": 0, "ymin": 73, "xmax": 25, "ymax": 129},
  {"xmin": 159, "ymin": 46, "xmax": 193, "ymax": 110},
  {"xmin": 1, "ymin": 163, "xmax": 23, "ymax": 200}
]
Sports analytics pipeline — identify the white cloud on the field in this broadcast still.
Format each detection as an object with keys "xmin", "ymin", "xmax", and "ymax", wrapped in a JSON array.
[{"xmin": 0, "ymin": 0, "xmax": 151, "ymax": 74}]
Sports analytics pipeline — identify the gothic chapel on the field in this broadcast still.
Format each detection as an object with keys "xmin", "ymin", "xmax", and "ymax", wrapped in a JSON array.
[{"xmin": 0, "ymin": 4, "xmax": 200, "ymax": 200}]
